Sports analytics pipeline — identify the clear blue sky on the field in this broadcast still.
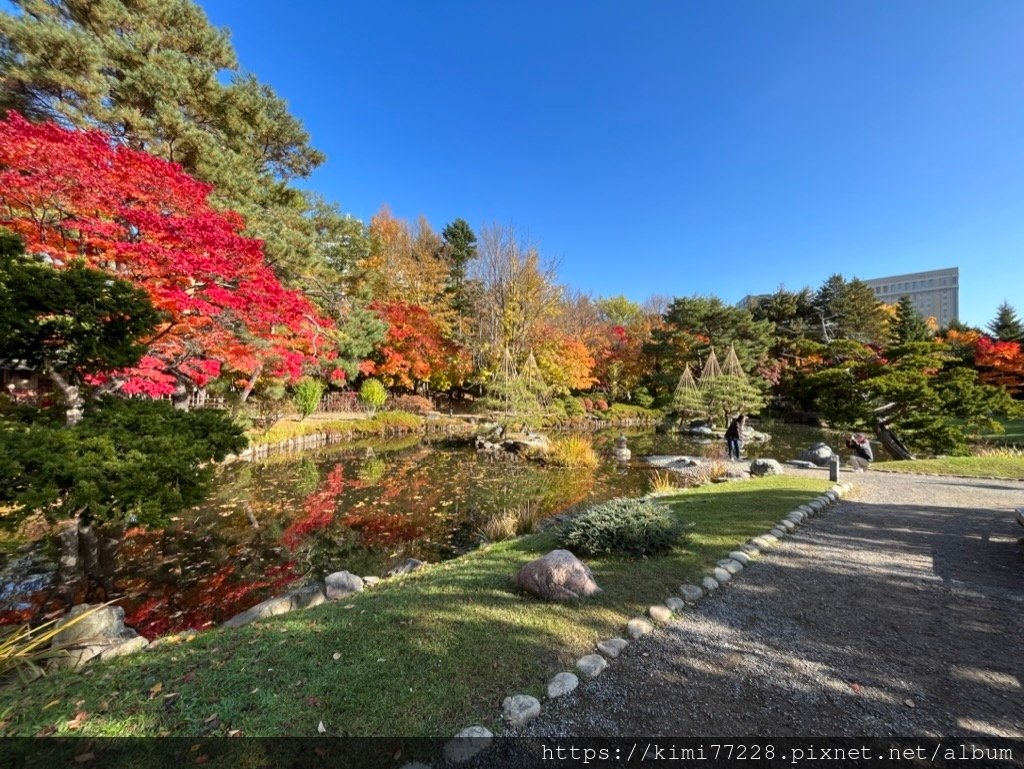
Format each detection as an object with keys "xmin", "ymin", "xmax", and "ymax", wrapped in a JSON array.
[{"xmin": 199, "ymin": 0, "xmax": 1024, "ymax": 327}]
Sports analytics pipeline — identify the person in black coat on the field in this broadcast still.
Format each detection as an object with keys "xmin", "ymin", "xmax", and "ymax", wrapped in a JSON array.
[{"xmin": 724, "ymin": 414, "xmax": 746, "ymax": 460}]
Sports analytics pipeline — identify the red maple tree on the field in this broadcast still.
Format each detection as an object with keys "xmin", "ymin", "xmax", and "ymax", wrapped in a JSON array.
[{"xmin": 0, "ymin": 113, "xmax": 331, "ymax": 396}]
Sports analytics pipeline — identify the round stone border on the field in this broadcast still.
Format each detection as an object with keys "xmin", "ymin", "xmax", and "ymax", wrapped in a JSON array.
[{"xmin": 440, "ymin": 481, "xmax": 855, "ymax": 765}]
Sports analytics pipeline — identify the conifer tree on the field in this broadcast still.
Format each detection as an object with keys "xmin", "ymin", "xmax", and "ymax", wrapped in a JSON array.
[
  {"xmin": 987, "ymin": 301, "xmax": 1024, "ymax": 343},
  {"xmin": 0, "ymin": 0, "xmax": 339, "ymax": 287},
  {"xmin": 891, "ymin": 295, "xmax": 932, "ymax": 345}
]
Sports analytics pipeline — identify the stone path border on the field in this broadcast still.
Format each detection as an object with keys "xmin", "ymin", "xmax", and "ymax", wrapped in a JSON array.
[
  {"xmin": 435, "ymin": 482, "xmax": 853, "ymax": 765},
  {"xmin": 869, "ymin": 468, "xmax": 1024, "ymax": 482}
]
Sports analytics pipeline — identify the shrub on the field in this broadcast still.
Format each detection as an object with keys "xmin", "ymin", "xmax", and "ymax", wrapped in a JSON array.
[
  {"xmin": 0, "ymin": 398, "xmax": 247, "ymax": 526},
  {"xmin": 389, "ymin": 394, "xmax": 435, "ymax": 414},
  {"xmin": 633, "ymin": 387, "xmax": 655, "ymax": 408},
  {"xmin": 581, "ymin": 397, "xmax": 594, "ymax": 412},
  {"xmin": 560, "ymin": 497, "xmax": 684, "ymax": 557},
  {"xmin": 562, "ymin": 397, "xmax": 585, "ymax": 417},
  {"xmin": 594, "ymin": 399, "xmax": 609, "ymax": 412},
  {"xmin": 359, "ymin": 378, "xmax": 387, "ymax": 414},
  {"xmin": 550, "ymin": 435, "xmax": 599, "ymax": 468},
  {"xmin": 292, "ymin": 377, "xmax": 325, "ymax": 420}
]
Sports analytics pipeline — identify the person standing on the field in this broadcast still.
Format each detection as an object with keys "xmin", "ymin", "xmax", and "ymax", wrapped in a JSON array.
[{"xmin": 724, "ymin": 414, "xmax": 746, "ymax": 460}]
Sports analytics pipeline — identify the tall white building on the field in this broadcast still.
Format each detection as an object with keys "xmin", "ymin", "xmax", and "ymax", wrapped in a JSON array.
[{"xmin": 862, "ymin": 267, "xmax": 959, "ymax": 327}]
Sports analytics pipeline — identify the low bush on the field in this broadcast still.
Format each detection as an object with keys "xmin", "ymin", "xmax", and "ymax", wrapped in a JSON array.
[
  {"xmin": 358, "ymin": 379, "xmax": 387, "ymax": 413},
  {"xmin": 633, "ymin": 387, "xmax": 655, "ymax": 408},
  {"xmin": 594, "ymin": 399, "xmax": 609, "ymax": 412},
  {"xmin": 292, "ymin": 377, "xmax": 325, "ymax": 420},
  {"xmin": 561, "ymin": 397, "xmax": 585, "ymax": 417},
  {"xmin": 549, "ymin": 435, "xmax": 599, "ymax": 468},
  {"xmin": 389, "ymin": 394, "xmax": 435, "ymax": 414},
  {"xmin": 560, "ymin": 497, "xmax": 685, "ymax": 557}
]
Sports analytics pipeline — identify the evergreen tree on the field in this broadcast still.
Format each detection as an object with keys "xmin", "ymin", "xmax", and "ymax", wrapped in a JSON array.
[
  {"xmin": 891, "ymin": 295, "xmax": 932, "ymax": 345},
  {"xmin": 441, "ymin": 218, "xmax": 478, "ymax": 339},
  {"xmin": 0, "ymin": 0, "xmax": 337, "ymax": 286},
  {"xmin": 813, "ymin": 274, "xmax": 889, "ymax": 345},
  {"xmin": 0, "ymin": 230, "xmax": 159, "ymax": 424},
  {"xmin": 987, "ymin": 301, "xmax": 1024, "ymax": 343},
  {"xmin": 643, "ymin": 295, "xmax": 773, "ymax": 397},
  {"xmin": 671, "ymin": 365, "xmax": 704, "ymax": 419}
]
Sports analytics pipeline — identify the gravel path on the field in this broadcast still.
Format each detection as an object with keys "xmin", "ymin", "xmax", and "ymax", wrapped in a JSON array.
[{"xmin": 513, "ymin": 472, "xmax": 1024, "ymax": 739}]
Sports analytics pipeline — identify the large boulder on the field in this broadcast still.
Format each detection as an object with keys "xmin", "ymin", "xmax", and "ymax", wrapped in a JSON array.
[
  {"xmin": 502, "ymin": 432, "xmax": 553, "ymax": 459},
  {"xmin": 222, "ymin": 584, "xmax": 326, "ymax": 628},
  {"xmin": 798, "ymin": 442, "xmax": 834, "ymax": 467},
  {"xmin": 513, "ymin": 549, "xmax": 601, "ymax": 602},
  {"xmin": 383, "ymin": 558, "xmax": 426, "ymax": 578},
  {"xmin": 749, "ymin": 458, "xmax": 784, "ymax": 477},
  {"xmin": 49, "ymin": 604, "xmax": 145, "ymax": 669},
  {"xmin": 325, "ymin": 571, "xmax": 365, "ymax": 600}
]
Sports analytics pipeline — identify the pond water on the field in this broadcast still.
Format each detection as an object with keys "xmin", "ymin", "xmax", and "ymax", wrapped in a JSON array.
[{"xmin": 0, "ymin": 421, "xmax": 829, "ymax": 638}]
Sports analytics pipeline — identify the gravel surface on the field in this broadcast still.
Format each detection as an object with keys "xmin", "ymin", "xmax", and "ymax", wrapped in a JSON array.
[{"xmin": 511, "ymin": 472, "xmax": 1024, "ymax": 740}]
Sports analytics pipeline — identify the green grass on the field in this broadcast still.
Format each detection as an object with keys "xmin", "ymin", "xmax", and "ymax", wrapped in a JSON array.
[
  {"xmin": 983, "ymin": 418, "xmax": 1024, "ymax": 445},
  {"xmin": 0, "ymin": 476, "xmax": 829, "ymax": 738},
  {"xmin": 250, "ymin": 411, "xmax": 426, "ymax": 447},
  {"xmin": 874, "ymin": 455, "xmax": 1024, "ymax": 479}
]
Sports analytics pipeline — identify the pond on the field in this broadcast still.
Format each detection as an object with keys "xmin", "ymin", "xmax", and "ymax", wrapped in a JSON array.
[{"xmin": 0, "ymin": 421, "xmax": 830, "ymax": 638}]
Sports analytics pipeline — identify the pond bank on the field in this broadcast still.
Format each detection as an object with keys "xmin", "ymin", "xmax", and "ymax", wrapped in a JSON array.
[{"xmin": 0, "ymin": 475, "xmax": 832, "ymax": 737}]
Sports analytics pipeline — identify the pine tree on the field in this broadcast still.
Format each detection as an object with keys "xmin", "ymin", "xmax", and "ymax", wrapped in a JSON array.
[
  {"xmin": 987, "ymin": 301, "xmax": 1024, "ymax": 343},
  {"xmin": 891, "ymin": 295, "xmax": 932, "ymax": 345},
  {"xmin": 705, "ymin": 344, "xmax": 765, "ymax": 421},
  {"xmin": 813, "ymin": 274, "xmax": 889, "ymax": 345},
  {"xmin": 0, "ymin": 0, "xmax": 333, "ymax": 286},
  {"xmin": 671, "ymin": 365, "xmax": 704, "ymax": 419}
]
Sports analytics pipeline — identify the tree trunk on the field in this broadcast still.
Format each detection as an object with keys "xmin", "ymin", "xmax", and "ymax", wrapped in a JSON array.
[
  {"xmin": 170, "ymin": 380, "xmax": 192, "ymax": 410},
  {"xmin": 238, "ymin": 362, "xmax": 264, "ymax": 405},
  {"xmin": 44, "ymin": 365, "xmax": 84, "ymax": 426},
  {"xmin": 874, "ymin": 418, "xmax": 915, "ymax": 460}
]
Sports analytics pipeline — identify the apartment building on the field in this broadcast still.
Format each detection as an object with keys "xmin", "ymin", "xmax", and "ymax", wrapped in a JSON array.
[{"xmin": 862, "ymin": 267, "xmax": 959, "ymax": 327}]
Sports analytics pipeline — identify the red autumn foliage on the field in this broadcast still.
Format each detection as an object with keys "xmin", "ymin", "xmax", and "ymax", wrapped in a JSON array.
[
  {"xmin": 0, "ymin": 113, "xmax": 331, "ymax": 395},
  {"xmin": 974, "ymin": 336, "xmax": 1024, "ymax": 397},
  {"xmin": 281, "ymin": 465, "xmax": 360, "ymax": 550}
]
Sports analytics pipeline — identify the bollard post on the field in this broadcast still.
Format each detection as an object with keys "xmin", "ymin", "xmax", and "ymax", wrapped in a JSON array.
[{"xmin": 829, "ymin": 454, "xmax": 840, "ymax": 482}]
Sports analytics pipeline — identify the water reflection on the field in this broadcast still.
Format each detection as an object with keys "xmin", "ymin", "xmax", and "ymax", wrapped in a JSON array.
[{"xmin": 0, "ymin": 424, "xmax": 828, "ymax": 638}]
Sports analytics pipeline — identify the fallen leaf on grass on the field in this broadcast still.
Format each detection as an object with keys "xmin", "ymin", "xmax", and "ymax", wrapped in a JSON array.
[
  {"xmin": 317, "ymin": 721, "xmax": 327, "ymax": 734},
  {"xmin": 304, "ymin": 696, "xmax": 321, "ymax": 707},
  {"xmin": 66, "ymin": 711, "xmax": 89, "ymax": 730},
  {"xmin": 73, "ymin": 753, "xmax": 94, "ymax": 763}
]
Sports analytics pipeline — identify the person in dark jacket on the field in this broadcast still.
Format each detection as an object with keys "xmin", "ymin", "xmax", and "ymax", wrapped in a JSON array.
[
  {"xmin": 846, "ymin": 433, "xmax": 873, "ymax": 471},
  {"xmin": 724, "ymin": 414, "xmax": 746, "ymax": 460}
]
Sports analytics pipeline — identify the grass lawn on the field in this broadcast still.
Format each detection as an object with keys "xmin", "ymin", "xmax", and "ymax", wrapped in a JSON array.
[
  {"xmin": 0, "ymin": 476, "xmax": 829, "ymax": 738},
  {"xmin": 984, "ymin": 418, "xmax": 1024, "ymax": 445},
  {"xmin": 874, "ymin": 455, "xmax": 1024, "ymax": 479}
]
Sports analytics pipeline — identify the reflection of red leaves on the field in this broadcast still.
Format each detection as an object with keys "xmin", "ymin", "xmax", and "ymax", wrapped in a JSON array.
[
  {"xmin": 125, "ymin": 561, "xmax": 297, "ymax": 639},
  {"xmin": 282, "ymin": 465, "xmax": 361, "ymax": 549}
]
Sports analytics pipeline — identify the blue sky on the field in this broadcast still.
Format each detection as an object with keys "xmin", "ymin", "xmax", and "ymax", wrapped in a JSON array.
[{"xmin": 199, "ymin": 0, "xmax": 1024, "ymax": 327}]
